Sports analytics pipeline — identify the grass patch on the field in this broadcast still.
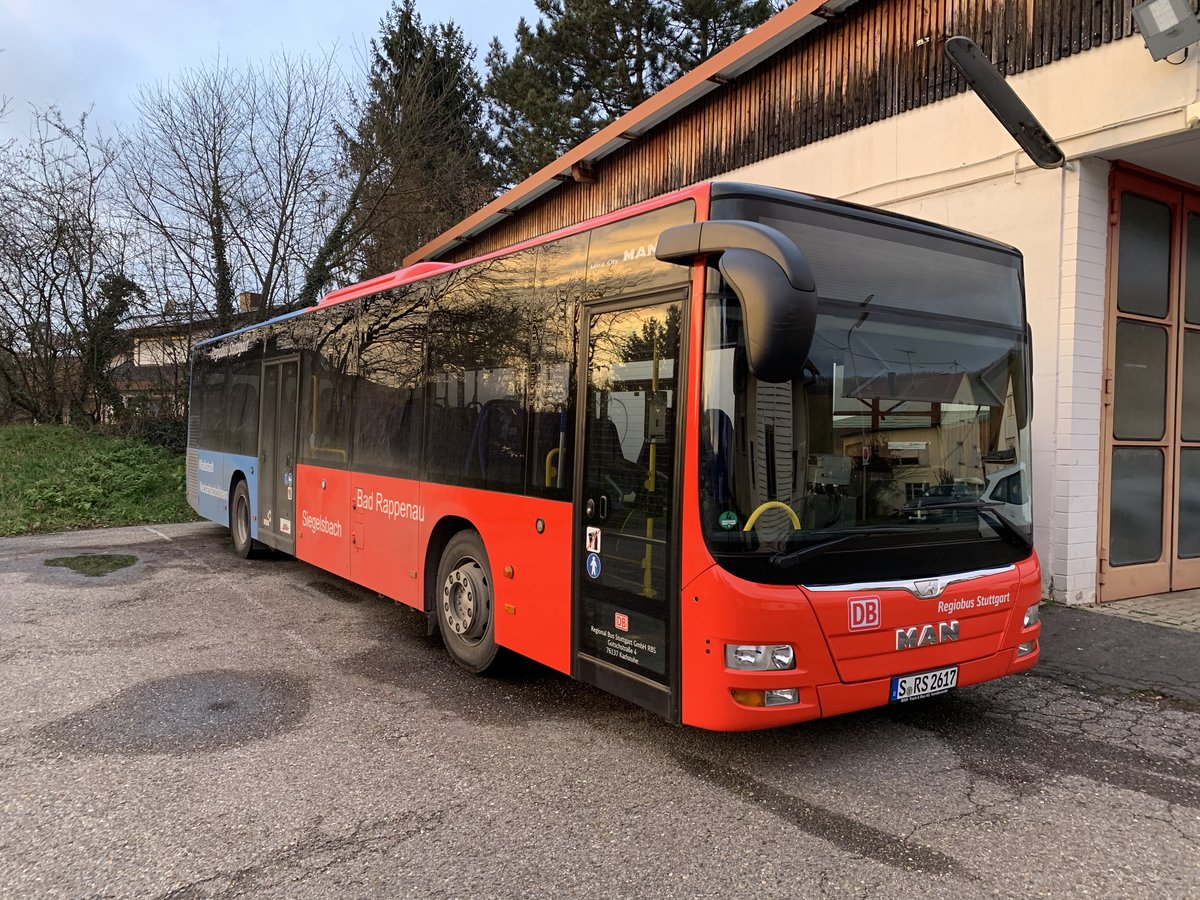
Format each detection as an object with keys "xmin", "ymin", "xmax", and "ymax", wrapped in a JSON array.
[
  {"xmin": 0, "ymin": 425, "xmax": 198, "ymax": 535},
  {"xmin": 45, "ymin": 553, "xmax": 137, "ymax": 576}
]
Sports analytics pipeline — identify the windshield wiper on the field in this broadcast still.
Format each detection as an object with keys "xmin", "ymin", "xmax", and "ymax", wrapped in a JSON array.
[
  {"xmin": 769, "ymin": 526, "xmax": 917, "ymax": 569},
  {"xmin": 907, "ymin": 500, "xmax": 1034, "ymax": 549}
]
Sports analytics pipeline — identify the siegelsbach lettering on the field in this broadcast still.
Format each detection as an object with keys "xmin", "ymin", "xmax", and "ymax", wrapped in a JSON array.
[{"xmin": 301, "ymin": 511, "xmax": 343, "ymax": 538}]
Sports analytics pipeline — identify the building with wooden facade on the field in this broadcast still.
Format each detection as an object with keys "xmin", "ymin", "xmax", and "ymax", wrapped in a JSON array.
[{"xmin": 408, "ymin": 0, "xmax": 1200, "ymax": 606}]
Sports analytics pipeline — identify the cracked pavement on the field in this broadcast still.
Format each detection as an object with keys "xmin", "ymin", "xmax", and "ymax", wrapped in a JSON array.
[{"xmin": 0, "ymin": 523, "xmax": 1198, "ymax": 898}]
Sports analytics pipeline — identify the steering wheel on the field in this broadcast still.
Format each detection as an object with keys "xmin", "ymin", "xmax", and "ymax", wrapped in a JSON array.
[{"xmin": 742, "ymin": 501, "xmax": 801, "ymax": 532}]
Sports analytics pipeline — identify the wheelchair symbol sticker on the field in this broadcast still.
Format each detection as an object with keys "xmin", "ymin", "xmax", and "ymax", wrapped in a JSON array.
[{"xmin": 586, "ymin": 553, "xmax": 602, "ymax": 580}]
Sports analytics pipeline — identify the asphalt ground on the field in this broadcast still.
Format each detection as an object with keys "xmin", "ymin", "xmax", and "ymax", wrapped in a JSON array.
[{"xmin": 0, "ymin": 522, "xmax": 1197, "ymax": 899}]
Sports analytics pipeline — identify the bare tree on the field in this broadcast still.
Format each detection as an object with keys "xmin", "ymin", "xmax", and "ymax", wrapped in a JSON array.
[
  {"xmin": 120, "ymin": 52, "xmax": 351, "ymax": 329},
  {"xmin": 120, "ymin": 60, "xmax": 248, "ymax": 335},
  {"xmin": 0, "ymin": 109, "xmax": 135, "ymax": 423}
]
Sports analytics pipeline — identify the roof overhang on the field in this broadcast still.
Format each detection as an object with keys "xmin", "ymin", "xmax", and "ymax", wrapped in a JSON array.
[{"xmin": 404, "ymin": 0, "xmax": 860, "ymax": 265}]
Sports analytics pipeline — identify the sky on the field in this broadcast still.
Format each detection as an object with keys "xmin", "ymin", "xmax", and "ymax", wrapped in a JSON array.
[{"xmin": 0, "ymin": 0, "xmax": 536, "ymax": 141}]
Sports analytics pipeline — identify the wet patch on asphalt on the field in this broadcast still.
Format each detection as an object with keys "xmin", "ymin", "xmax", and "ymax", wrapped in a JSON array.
[
  {"xmin": 37, "ymin": 670, "xmax": 310, "ymax": 755},
  {"xmin": 0, "ymin": 545, "xmax": 152, "ymax": 587},
  {"xmin": 44, "ymin": 553, "xmax": 136, "ymax": 576}
]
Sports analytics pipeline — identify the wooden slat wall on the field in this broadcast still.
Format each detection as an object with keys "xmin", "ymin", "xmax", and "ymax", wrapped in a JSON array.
[{"xmin": 444, "ymin": 0, "xmax": 1188, "ymax": 262}]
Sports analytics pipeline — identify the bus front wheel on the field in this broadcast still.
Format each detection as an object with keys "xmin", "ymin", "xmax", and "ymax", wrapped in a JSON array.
[
  {"xmin": 435, "ymin": 530, "xmax": 499, "ymax": 673},
  {"xmin": 230, "ymin": 480, "xmax": 256, "ymax": 559}
]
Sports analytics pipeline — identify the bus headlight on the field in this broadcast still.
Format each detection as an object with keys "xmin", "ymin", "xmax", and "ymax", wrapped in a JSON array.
[
  {"xmin": 1023, "ymin": 604, "xmax": 1040, "ymax": 628},
  {"xmin": 725, "ymin": 644, "xmax": 796, "ymax": 670}
]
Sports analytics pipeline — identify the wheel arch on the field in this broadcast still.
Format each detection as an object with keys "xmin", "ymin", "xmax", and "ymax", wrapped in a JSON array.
[
  {"xmin": 226, "ymin": 470, "xmax": 255, "ymax": 538},
  {"xmin": 423, "ymin": 515, "xmax": 478, "ymax": 617}
]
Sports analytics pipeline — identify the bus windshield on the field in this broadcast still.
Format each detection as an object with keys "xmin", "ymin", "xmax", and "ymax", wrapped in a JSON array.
[{"xmin": 699, "ymin": 198, "xmax": 1033, "ymax": 586}]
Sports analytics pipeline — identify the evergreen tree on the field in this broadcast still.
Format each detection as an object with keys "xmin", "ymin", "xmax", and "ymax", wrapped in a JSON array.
[
  {"xmin": 662, "ymin": 0, "xmax": 773, "ymax": 73},
  {"xmin": 487, "ymin": 0, "xmax": 774, "ymax": 185},
  {"xmin": 336, "ymin": 0, "xmax": 497, "ymax": 280}
]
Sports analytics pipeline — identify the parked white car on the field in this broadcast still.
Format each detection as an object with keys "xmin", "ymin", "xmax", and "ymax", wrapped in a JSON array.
[{"xmin": 981, "ymin": 463, "xmax": 1030, "ymax": 526}]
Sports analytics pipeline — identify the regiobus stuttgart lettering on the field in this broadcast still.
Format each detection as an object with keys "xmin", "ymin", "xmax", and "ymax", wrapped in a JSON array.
[
  {"xmin": 354, "ymin": 489, "xmax": 425, "ymax": 523},
  {"xmin": 936, "ymin": 593, "xmax": 1011, "ymax": 616}
]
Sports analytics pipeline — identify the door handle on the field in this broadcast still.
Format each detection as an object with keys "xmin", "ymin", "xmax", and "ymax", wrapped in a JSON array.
[{"xmin": 599, "ymin": 495, "xmax": 608, "ymax": 520}]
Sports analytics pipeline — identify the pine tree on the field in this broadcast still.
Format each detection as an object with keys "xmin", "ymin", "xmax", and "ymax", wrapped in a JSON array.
[
  {"xmin": 661, "ymin": 0, "xmax": 773, "ymax": 73},
  {"xmin": 486, "ymin": 0, "xmax": 775, "ymax": 186},
  {"xmin": 334, "ymin": 0, "xmax": 497, "ymax": 280}
]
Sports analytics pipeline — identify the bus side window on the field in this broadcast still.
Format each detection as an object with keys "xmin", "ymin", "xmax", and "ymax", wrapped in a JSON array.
[
  {"xmin": 528, "ymin": 233, "xmax": 585, "ymax": 500},
  {"xmin": 425, "ymin": 257, "xmax": 532, "ymax": 494},
  {"xmin": 201, "ymin": 369, "xmax": 227, "ymax": 450},
  {"xmin": 282, "ymin": 301, "xmax": 357, "ymax": 470},
  {"xmin": 355, "ymin": 286, "xmax": 427, "ymax": 478}
]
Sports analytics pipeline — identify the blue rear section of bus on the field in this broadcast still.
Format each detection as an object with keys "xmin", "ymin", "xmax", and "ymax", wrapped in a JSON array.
[{"xmin": 188, "ymin": 448, "xmax": 260, "ymax": 539}]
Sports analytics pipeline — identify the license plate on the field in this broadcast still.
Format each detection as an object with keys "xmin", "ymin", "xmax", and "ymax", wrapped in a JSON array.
[{"xmin": 890, "ymin": 665, "xmax": 958, "ymax": 703}]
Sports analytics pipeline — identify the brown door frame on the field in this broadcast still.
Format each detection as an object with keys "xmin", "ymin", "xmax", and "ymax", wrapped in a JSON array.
[{"xmin": 1099, "ymin": 165, "xmax": 1198, "ymax": 601}]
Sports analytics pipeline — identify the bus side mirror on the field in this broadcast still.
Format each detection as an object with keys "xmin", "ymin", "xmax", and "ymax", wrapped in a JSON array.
[{"xmin": 657, "ymin": 220, "xmax": 818, "ymax": 383}]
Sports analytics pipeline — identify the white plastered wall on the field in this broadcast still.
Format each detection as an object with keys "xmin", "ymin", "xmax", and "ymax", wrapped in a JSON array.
[{"xmin": 721, "ymin": 37, "xmax": 1200, "ymax": 602}]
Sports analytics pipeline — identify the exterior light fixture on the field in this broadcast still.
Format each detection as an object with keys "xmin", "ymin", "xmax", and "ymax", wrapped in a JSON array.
[
  {"xmin": 944, "ymin": 36, "xmax": 1065, "ymax": 170},
  {"xmin": 1132, "ymin": 0, "xmax": 1200, "ymax": 61}
]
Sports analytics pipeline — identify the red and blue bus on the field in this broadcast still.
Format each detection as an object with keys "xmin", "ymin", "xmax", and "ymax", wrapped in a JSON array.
[{"xmin": 187, "ymin": 182, "xmax": 1041, "ymax": 730}]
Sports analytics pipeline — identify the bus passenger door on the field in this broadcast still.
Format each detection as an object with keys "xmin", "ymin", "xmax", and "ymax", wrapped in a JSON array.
[
  {"xmin": 574, "ymin": 299, "xmax": 684, "ymax": 720},
  {"xmin": 258, "ymin": 357, "xmax": 300, "ymax": 554}
]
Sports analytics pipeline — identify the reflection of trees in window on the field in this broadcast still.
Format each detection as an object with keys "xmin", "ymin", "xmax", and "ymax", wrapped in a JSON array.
[
  {"xmin": 425, "ymin": 256, "xmax": 533, "ymax": 489},
  {"xmin": 354, "ymin": 284, "xmax": 431, "ymax": 476},
  {"xmin": 191, "ymin": 339, "xmax": 263, "ymax": 455},
  {"xmin": 584, "ymin": 202, "xmax": 695, "ymax": 302},
  {"xmin": 275, "ymin": 302, "xmax": 358, "ymax": 468},
  {"xmin": 531, "ymin": 234, "xmax": 586, "ymax": 496}
]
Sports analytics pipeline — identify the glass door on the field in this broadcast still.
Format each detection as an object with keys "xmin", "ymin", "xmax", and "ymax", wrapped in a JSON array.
[
  {"xmin": 1101, "ymin": 170, "xmax": 1200, "ymax": 600},
  {"xmin": 574, "ymin": 299, "xmax": 684, "ymax": 718},
  {"xmin": 258, "ymin": 357, "xmax": 300, "ymax": 554}
]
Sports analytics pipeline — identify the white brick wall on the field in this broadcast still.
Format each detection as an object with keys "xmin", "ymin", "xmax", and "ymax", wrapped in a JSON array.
[{"xmin": 1049, "ymin": 158, "xmax": 1109, "ymax": 604}]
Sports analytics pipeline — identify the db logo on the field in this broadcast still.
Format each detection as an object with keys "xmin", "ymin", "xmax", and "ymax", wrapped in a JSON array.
[
  {"xmin": 849, "ymin": 596, "xmax": 881, "ymax": 631},
  {"xmin": 614, "ymin": 612, "xmax": 630, "ymax": 632}
]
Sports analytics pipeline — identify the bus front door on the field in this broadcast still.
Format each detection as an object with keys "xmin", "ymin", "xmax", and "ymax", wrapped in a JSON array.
[
  {"xmin": 258, "ymin": 357, "xmax": 300, "ymax": 555},
  {"xmin": 574, "ymin": 300, "xmax": 684, "ymax": 720}
]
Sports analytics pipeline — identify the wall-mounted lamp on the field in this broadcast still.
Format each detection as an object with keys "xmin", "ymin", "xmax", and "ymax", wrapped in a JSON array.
[
  {"xmin": 1132, "ymin": 0, "xmax": 1200, "ymax": 61},
  {"xmin": 944, "ymin": 37, "xmax": 1065, "ymax": 169}
]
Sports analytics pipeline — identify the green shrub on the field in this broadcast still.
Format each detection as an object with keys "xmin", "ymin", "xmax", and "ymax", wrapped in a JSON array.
[{"xmin": 0, "ymin": 425, "xmax": 197, "ymax": 535}]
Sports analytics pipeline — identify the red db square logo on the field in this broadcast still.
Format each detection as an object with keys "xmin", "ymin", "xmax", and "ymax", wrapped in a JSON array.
[
  {"xmin": 849, "ymin": 596, "xmax": 881, "ymax": 631},
  {"xmin": 614, "ymin": 612, "xmax": 630, "ymax": 632}
]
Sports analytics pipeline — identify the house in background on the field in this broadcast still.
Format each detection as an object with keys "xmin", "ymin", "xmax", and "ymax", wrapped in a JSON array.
[
  {"xmin": 110, "ymin": 292, "xmax": 264, "ymax": 422},
  {"xmin": 406, "ymin": 0, "xmax": 1200, "ymax": 606}
]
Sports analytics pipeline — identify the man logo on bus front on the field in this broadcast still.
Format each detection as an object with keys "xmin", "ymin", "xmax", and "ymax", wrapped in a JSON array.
[{"xmin": 913, "ymin": 578, "xmax": 942, "ymax": 599}]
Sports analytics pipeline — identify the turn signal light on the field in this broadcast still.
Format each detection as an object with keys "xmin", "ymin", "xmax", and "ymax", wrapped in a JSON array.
[
  {"xmin": 731, "ymin": 688, "xmax": 765, "ymax": 707},
  {"xmin": 1016, "ymin": 639, "xmax": 1038, "ymax": 658}
]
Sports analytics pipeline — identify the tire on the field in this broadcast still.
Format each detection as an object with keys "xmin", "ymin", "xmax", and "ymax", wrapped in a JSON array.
[
  {"xmin": 435, "ymin": 530, "xmax": 499, "ymax": 673},
  {"xmin": 230, "ymin": 479, "xmax": 256, "ymax": 559}
]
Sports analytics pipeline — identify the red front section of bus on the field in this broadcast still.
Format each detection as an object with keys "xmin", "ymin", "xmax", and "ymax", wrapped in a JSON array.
[{"xmin": 678, "ymin": 553, "xmax": 1042, "ymax": 731}]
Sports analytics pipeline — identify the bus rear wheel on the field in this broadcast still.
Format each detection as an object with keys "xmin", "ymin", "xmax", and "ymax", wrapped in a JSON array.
[
  {"xmin": 435, "ymin": 530, "xmax": 499, "ymax": 673},
  {"xmin": 230, "ymin": 480, "xmax": 256, "ymax": 559}
]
